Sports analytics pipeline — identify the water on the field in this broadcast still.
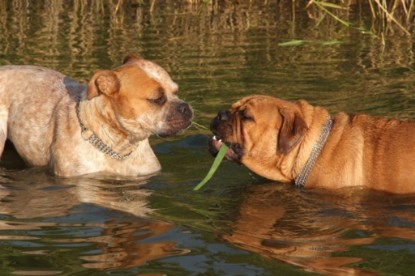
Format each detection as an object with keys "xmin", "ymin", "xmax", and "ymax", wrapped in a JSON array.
[{"xmin": 1, "ymin": 1, "xmax": 415, "ymax": 275}]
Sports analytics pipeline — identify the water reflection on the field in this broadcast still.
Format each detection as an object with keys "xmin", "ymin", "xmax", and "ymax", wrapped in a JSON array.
[
  {"xmin": 0, "ymin": 167, "xmax": 187, "ymax": 273},
  {"xmin": 1, "ymin": 0, "xmax": 415, "ymax": 274},
  {"xmin": 0, "ymin": 167, "xmax": 154, "ymax": 219},
  {"xmin": 78, "ymin": 219, "xmax": 181, "ymax": 270},
  {"xmin": 223, "ymin": 183, "xmax": 415, "ymax": 275}
]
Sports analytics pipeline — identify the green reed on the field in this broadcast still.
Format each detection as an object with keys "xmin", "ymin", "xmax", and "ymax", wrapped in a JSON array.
[
  {"xmin": 308, "ymin": 0, "xmax": 413, "ymax": 36},
  {"xmin": 28, "ymin": 0, "xmax": 413, "ymax": 38},
  {"xmin": 109, "ymin": 0, "xmax": 414, "ymax": 37}
]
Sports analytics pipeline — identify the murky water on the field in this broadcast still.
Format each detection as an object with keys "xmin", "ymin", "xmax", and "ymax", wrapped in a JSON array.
[{"xmin": 1, "ymin": 1, "xmax": 415, "ymax": 275}]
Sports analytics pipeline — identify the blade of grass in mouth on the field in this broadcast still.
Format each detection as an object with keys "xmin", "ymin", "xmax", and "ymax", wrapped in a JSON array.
[{"xmin": 193, "ymin": 144, "xmax": 229, "ymax": 191}]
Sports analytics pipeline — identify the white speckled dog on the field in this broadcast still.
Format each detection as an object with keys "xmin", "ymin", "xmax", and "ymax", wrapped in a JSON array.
[{"xmin": 0, "ymin": 55, "xmax": 193, "ymax": 177}]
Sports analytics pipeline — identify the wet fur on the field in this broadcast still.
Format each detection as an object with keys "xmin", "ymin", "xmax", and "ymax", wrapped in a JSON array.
[
  {"xmin": 0, "ymin": 55, "xmax": 192, "ymax": 177},
  {"xmin": 210, "ymin": 95, "xmax": 415, "ymax": 194}
]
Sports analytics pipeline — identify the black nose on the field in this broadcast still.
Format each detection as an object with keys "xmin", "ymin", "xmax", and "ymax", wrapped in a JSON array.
[
  {"xmin": 178, "ymin": 102, "xmax": 193, "ymax": 119},
  {"xmin": 216, "ymin": 111, "xmax": 230, "ymax": 121}
]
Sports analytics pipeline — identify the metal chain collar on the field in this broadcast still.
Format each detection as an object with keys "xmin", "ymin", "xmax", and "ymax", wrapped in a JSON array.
[
  {"xmin": 294, "ymin": 118, "xmax": 333, "ymax": 188},
  {"xmin": 75, "ymin": 101, "xmax": 132, "ymax": 160}
]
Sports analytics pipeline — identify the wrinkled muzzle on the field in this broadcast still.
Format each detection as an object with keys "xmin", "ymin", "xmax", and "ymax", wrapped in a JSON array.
[
  {"xmin": 157, "ymin": 100, "xmax": 193, "ymax": 138},
  {"xmin": 208, "ymin": 110, "xmax": 243, "ymax": 162}
]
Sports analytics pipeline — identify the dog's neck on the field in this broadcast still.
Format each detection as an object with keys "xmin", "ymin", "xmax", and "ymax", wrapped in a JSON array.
[
  {"xmin": 295, "ymin": 118, "xmax": 333, "ymax": 188},
  {"xmin": 76, "ymin": 97, "xmax": 138, "ymax": 159}
]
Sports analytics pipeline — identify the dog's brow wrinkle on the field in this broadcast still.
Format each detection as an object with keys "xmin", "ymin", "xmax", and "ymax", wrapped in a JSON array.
[{"xmin": 157, "ymin": 87, "xmax": 165, "ymax": 95}]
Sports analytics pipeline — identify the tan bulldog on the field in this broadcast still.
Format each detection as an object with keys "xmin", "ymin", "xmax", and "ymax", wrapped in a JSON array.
[
  {"xmin": 209, "ymin": 95, "xmax": 415, "ymax": 194},
  {"xmin": 0, "ymin": 55, "xmax": 193, "ymax": 177}
]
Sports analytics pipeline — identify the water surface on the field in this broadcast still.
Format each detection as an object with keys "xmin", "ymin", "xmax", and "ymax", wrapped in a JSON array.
[{"xmin": 1, "ymin": 1, "xmax": 415, "ymax": 275}]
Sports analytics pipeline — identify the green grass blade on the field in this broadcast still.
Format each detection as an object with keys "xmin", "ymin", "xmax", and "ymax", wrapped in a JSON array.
[
  {"xmin": 313, "ymin": 1, "xmax": 352, "ymax": 27},
  {"xmin": 192, "ymin": 121, "xmax": 208, "ymax": 130},
  {"xmin": 316, "ymin": 2, "xmax": 348, "ymax": 10},
  {"xmin": 320, "ymin": 40, "xmax": 343, "ymax": 45},
  {"xmin": 278, "ymin": 39, "xmax": 306, "ymax": 46},
  {"xmin": 193, "ymin": 144, "xmax": 229, "ymax": 191}
]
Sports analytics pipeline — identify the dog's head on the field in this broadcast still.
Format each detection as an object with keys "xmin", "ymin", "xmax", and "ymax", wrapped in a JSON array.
[
  {"xmin": 86, "ymin": 55, "xmax": 193, "ymax": 141},
  {"xmin": 209, "ymin": 95, "xmax": 308, "ymax": 182}
]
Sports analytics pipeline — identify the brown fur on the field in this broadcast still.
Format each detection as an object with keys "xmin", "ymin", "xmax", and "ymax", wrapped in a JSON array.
[
  {"xmin": 0, "ymin": 55, "xmax": 192, "ymax": 177},
  {"xmin": 209, "ymin": 95, "xmax": 415, "ymax": 194}
]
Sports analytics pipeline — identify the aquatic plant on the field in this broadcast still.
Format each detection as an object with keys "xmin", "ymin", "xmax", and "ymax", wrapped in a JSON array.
[{"xmin": 307, "ymin": 0, "xmax": 414, "ymax": 39}]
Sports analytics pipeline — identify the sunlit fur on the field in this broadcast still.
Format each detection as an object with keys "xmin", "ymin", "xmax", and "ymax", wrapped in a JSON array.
[
  {"xmin": 211, "ymin": 95, "xmax": 415, "ymax": 194},
  {"xmin": 0, "ymin": 55, "xmax": 192, "ymax": 177}
]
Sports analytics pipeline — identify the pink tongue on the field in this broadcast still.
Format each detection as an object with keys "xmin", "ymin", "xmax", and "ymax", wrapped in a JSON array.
[{"xmin": 225, "ymin": 147, "xmax": 236, "ymax": 160}]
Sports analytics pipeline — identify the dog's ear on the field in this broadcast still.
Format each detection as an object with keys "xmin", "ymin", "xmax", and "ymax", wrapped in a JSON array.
[
  {"xmin": 87, "ymin": 70, "xmax": 120, "ymax": 100},
  {"xmin": 278, "ymin": 108, "xmax": 308, "ymax": 154},
  {"xmin": 123, "ymin": 54, "xmax": 142, "ymax": 65}
]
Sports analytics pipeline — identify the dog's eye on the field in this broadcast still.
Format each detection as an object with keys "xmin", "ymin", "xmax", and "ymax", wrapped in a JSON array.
[
  {"xmin": 149, "ymin": 95, "xmax": 166, "ymax": 106},
  {"xmin": 239, "ymin": 110, "xmax": 254, "ymax": 121}
]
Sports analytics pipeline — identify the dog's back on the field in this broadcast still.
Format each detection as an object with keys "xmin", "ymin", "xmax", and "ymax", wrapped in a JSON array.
[
  {"xmin": 327, "ymin": 113, "xmax": 415, "ymax": 192},
  {"xmin": 0, "ymin": 66, "xmax": 83, "ymax": 166}
]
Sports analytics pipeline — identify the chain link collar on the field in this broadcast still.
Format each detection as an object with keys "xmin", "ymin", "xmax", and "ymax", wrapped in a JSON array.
[
  {"xmin": 75, "ymin": 101, "xmax": 132, "ymax": 160},
  {"xmin": 295, "ymin": 118, "xmax": 333, "ymax": 188}
]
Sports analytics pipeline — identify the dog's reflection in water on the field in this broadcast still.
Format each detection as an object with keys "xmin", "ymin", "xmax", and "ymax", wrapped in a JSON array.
[
  {"xmin": 0, "ymin": 169, "xmax": 187, "ymax": 270},
  {"xmin": 222, "ymin": 183, "xmax": 415, "ymax": 275}
]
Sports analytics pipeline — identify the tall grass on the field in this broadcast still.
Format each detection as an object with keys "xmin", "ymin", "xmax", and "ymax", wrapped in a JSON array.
[
  {"xmin": 21, "ymin": 0, "xmax": 413, "ymax": 38},
  {"xmin": 308, "ymin": 0, "xmax": 414, "ymax": 37},
  {"xmin": 1, "ymin": 0, "xmax": 414, "ymax": 72},
  {"xmin": 113, "ymin": 0, "xmax": 414, "ymax": 38}
]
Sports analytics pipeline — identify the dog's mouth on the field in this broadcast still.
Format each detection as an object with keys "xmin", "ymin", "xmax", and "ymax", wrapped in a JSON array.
[
  {"xmin": 157, "ymin": 102, "xmax": 193, "ymax": 138},
  {"xmin": 208, "ymin": 135, "xmax": 243, "ymax": 162},
  {"xmin": 157, "ymin": 119, "xmax": 192, "ymax": 138}
]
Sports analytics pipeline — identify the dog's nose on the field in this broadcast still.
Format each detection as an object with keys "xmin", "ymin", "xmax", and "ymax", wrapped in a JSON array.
[
  {"xmin": 178, "ymin": 102, "xmax": 192, "ymax": 118},
  {"xmin": 216, "ymin": 111, "xmax": 230, "ymax": 121}
]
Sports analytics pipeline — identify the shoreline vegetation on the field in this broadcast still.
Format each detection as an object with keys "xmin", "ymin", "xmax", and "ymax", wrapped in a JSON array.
[
  {"xmin": 307, "ymin": 0, "xmax": 414, "ymax": 36},
  {"xmin": 112, "ymin": 0, "xmax": 414, "ymax": 39},
  {"xmin": 1, "ymin": 0, "xmax": 414, "ymax": 75},
  {"xmin": 2, "ymin": 1, "xmax": 414, "ymax": 39}
]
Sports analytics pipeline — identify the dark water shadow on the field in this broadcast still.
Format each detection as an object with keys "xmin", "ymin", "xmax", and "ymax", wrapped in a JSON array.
[{"xmin": 0, "ymin": 140, "xmax": 27, "ymax": 170}]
